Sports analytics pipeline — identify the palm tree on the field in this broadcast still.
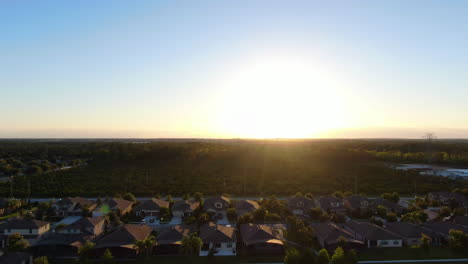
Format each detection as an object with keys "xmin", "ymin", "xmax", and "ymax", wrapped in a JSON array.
[
  {"xmin": 134, "ymin": 235, "xmax": 157, "ymax": 258},
  {"xmin": 180, "ymin": 234, "xmax": 202, "ymax": 255}
]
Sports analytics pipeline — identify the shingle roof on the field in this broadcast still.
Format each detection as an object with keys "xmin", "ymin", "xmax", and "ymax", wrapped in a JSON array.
[
  {"xmin": 345, "ymin": 221, "xmax": 401, "ymax": 241},
  {"xmin": 156, "ymin": 225, "xmax": 194, "ymax": 245},
  {"xmin": 95, "ymin": 224, "xmax": 153, "ymax": 248},
  {"xmin": 199, "ymin": 222, "xmax": 236, "ymax": 243},
  {"xmin": 135, "ymin": 198, "xmax": 169, "ymax": 211},
  {"xmin": 234, "ymin": 200, "xmax": 260, "ymax": 212},
  {"xmin": 385, "ymin": 222, "xmax": 426, "ymax": 239},
  {"xmin": 172, "ymin": 199, "xmax": 200, "ymax": 212},
  {"xmin": 1, "ymin": 218, "xmax": 49, "ymax": 230},
  {"xmin": 311, "ymin": 222, "xmax": 363, "ymax": 245},
  {"xmin": 240, "ymin": 224, "xmax": 283, "ymax": 246}
]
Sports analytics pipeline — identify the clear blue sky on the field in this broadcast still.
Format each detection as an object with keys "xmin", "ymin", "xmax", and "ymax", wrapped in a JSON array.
[{"xmin": 2, "ymin": 1, "xmax": 468, "ymax": 138}]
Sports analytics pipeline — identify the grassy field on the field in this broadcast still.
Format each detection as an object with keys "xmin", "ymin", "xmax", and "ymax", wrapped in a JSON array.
[{"xmin": 358, "ymin": 247, "xmax": 468, "ymax": 261}]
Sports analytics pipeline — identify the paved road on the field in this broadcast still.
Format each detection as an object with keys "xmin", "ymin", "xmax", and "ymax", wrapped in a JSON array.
[{"xmin": 26, "ymin": 196, "xmax": 417, "ymax": 203}]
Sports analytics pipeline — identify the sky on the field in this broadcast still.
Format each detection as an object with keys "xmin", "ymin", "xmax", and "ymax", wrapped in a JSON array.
[{"xmin": 1, "ymin": 0, "xmax": 468, "ymax": 138}]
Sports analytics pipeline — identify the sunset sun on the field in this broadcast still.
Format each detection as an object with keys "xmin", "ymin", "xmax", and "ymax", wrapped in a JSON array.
[{"xmin": 217, "ymin": 57, "xmax": 348, "ymax": 138}]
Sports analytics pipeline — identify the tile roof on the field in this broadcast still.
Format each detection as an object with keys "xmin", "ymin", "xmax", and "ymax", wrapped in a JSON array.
[
  {"xmin": 240, "ymin": 224, "xmax": 283, "ymax": 246},
  {"xmin": 156, "ymin": 225, "xmax": 194, "ymax": 245},
  {"xmin": 135, "ymin": 198, "xmax": 169, "ymax": 211},
  {"xmin": 1, "ymin": 218, "xmax": 49, "ymax": 230},
  {"xmin": 172, "ymin": 199, "xmax": 200, "ymax": 212},
  {"xmin": 199, "ymin": 222, "xmax": 236, "ymax": 243},
  {"xmin": 311, "ymin": 222, "xmax": 363, "ymax": 245},
  {"xmin": 234, "ymin": 200, "xmax": 260, "ymax": 212},
  {"xmin": 95, "ymin": 224, "xmax": 153, "ymax": 249},
  {"xmin": 345, "ymin": 221, "xmax": 401, "ymax": 241}
]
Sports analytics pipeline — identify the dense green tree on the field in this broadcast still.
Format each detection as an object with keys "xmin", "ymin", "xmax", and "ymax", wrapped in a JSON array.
[
  {"xmin": 331, "ymin": 246, "xmax": 346, "ymax": 264},
  {"xmin": 33, "ymin": 256, "xmax": 49, "ymax": 264},
  {"xmin": 284, "ymin": 248, "xmax": 301, "ymax": 264},
  {"xmin": 7, "ymin": 233, "xmax": 29, "ymax": 252},
  {"xmin": 180, "ymin": 234, "xmax": 203, "ymax": 255},
  {"xmin": 317, "ymin": 248, "xmax": 330, "ymax": 264},
  {"xmin": 101, "ymin": 249, "xmax": 114, "ymax": 264}
]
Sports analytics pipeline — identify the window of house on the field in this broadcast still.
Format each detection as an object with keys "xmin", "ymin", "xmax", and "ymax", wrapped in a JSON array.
[
  {"xmin": 215, "ymin": 203, "xmax": 222, "ymax": 208},
  {"xmin": 381, "ymin": 240, "xmax": 388, "ymax": 245},
  {"xmin": 226, "ymin": 243, "xmax": 232, "ymax": 248},
  {"xmin": 29, "ymin": 229, "xmax": 32, "ymax": 234},
  {"xmin": 393, "ymin": 241, "xmax": 399, "ymax": 245},
  {"xmin": 214, "ymin": 242, "xmax": 221, "ymax": 248}
]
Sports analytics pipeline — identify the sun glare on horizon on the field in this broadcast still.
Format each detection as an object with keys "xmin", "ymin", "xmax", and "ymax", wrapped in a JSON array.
[{"xmin": 216, "ymin": 57, "xmax": 351, "ymax": 139}]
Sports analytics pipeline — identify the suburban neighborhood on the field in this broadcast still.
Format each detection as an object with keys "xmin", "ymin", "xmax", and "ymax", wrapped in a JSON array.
[{"xmin": 0, "ymin": 190, "xmax": 468, "ymax": 263}]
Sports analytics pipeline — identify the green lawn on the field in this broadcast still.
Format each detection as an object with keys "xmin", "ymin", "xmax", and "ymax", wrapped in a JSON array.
[{"xmin": 358, "ymin": 247, "xmax": 468, "ymax": 261}]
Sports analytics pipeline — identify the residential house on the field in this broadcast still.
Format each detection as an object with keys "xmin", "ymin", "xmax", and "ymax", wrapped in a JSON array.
[
  {"xmin": 94, "ymin": 224, "xmax": 153, "ymax": 258},
  {"xmin": 239, "ymin": 223, "xmax": 284, "ymax": 255},
  {"xmin": 286, "ymin": 196, "xmax": 316, "ymax": 217},
  {"xmin": 172, "ymin": 199, "xmax": 200, "ymax": 218},
  {"xmin": 344, "ymin": 196, "xmax": 371, "ymax": 215},
  {"xmin": 384, "ymin": 222, "xmax": 427, "ymax": 246},
  {"xmin": 310, "ymin": 222, "xmax": 365, "ymax": 251},
  {"xmin": 32, "ymin": 216, "xmax": 106, "ymax": 258},
  {"xmin": 155, "ymin": 225, "xmax": 195, "ymax": 255},
  {"xmin": 0, "ymin": 219, "xmax": 50, "ymax": 247},
  {"xmin": 204, "ymin": 196, "xmax": 231, "ymax": 218},
  {"xmin": 134, "ymin": 198, "xmax": 169, "ymax": 218},
  {"xmin": 319, "ymin": 196, "xmax": 346, "ymax": 214},
  {"xmin": 422, "ymin": 221, "xmax": 468, "ymax": 245},
  {"xmin": 428, "ymin": 192, "xmax": 468, "ymax": 209},
  {"xmin": 234, "ymin": 200, "xmax": 260, "ymax": 217},
  {"xmin": 0, "ymin": 252, "xmax": 32, "ymax": 264},
  {"xmin": 53, "ymin": 197, "xmax": 96, "ymax": 217},
  {"xmin": 344, "ymin": 220, "xmax": 403, "ymax": 248},
  {"xmin": 93, "ymin": 198, "xmax": 134, "ymax": 217},
  {"xmin": 199, "ymin": 222, "xmax": 236, "ymax": 256},
  {"xmin": 372, "ymin": 198, "xmax": 405, "ymax": 215}
]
